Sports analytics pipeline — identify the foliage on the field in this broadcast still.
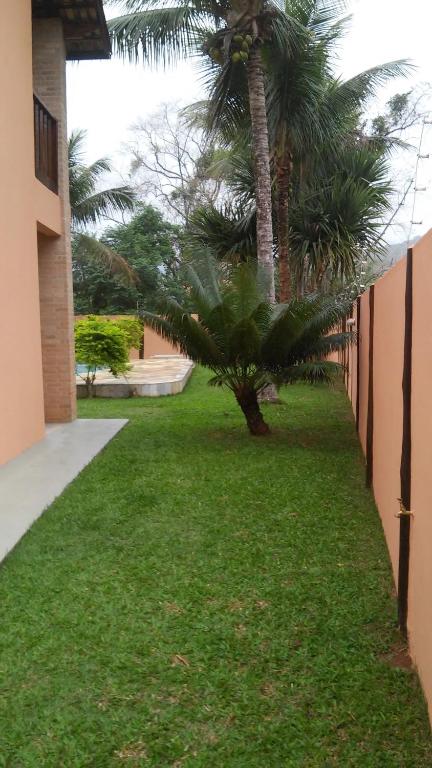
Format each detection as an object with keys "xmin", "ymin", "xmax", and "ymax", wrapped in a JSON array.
[
  {"xmin": 69, "ymin": 129, "xmax": 135, "ymax": 229},
  {"xmin": 189, "ymin": 201, "xmax": 257, "ymax": 262},
  {"xmin": 69, "ymin": 129, "xmax": 137, "ymax": 284},
  {"xmin": 73, "ymin": 205, "xmax": 184, "ymax": 314},
  {"xmin": 75, "ymin": 316, "xmax": 130, "ymax": 396},
  {"xmin": 289, "ymin": 146, "xmax": 393, "ymax": 289},
  {"xmin": 143, "ymin": 256, "xmax": 353, "ymax": 434},
  {"xmin": 2, "ymin": 372, "xmax": 432, "ymax": 765},
  {"xmin": 114, "ymin": 316, "xmax": 143, "ymax": 351},
  {"xmin": 189, "ymin": 1, "xmax": 410, "ymax": 295},
  {"xmin": 108, "ymin": 0, "xmax": 309, "ymax": 299}
]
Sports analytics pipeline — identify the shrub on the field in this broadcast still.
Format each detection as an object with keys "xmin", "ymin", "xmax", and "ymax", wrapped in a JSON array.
[
  {"xmin": 75, "ymin": 316, "xmax": 130, "ymax": 397},
  {"xmin": 114, "ymin": 316, "xmax": 143, "ymax": 352}
]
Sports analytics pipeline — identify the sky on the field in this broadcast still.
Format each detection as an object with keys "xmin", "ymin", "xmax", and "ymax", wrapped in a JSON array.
[{"xmin": 66, "ymin": 0, "xmax": 432, "ymax": 244}]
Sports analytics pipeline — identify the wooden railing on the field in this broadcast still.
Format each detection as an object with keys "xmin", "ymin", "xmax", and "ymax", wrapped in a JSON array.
[{"xmin": 33, "ymin": 95, "xmax": 58, "ymax": 194}]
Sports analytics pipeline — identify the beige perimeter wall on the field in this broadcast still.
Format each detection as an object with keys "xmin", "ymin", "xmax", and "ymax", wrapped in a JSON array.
[{"xmin": 345, "ymin": 229, "xmax": 432, "ymax": 722}]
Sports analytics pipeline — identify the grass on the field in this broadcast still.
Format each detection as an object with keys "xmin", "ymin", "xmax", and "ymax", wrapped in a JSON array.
[{"xmin": 0, "ymin": 368, "xmax": 431, "ymax": 767}]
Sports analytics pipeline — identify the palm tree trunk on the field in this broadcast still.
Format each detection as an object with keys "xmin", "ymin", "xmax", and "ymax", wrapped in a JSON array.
[
  {"xmin": 247, "ymin": 44, "xmax": 275, "ymax": 302},
  {"xmin": 276, "ymin": 148, "xmax": 293, "ymax": 302},
  {"xmin": 247, "ymin": 44, "xmax": 279, "ymax": 403},
  {"xmin": 235, "ymin": 387, "xmax": 270, "ymax": 436}
]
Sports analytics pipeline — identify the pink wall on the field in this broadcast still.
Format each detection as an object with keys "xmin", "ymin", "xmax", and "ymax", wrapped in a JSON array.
[
  {"xmin": 345, "ymin": 301, "xmax": 358, "ymax": 416},
  {"xmin": 408, "ymin": 232, "xmax": 432, "ymax": 718},
  {"xmin": 143, "ymin": 326, "xmax": 182, "ymax": 359},
  {"xmin": 345, "ymin": 230, "xmax": 432, "ymax": 723},
  {"xmin": 357, "ymin": 292, "xmax": 370, "ymax": 455},
  {"xmin": 0, "ymin": 1, "xmax": 46, "ymax": 465},
  {"xmin": 372, "ymin": 259, "xmax": 406, "ymax": 577}
]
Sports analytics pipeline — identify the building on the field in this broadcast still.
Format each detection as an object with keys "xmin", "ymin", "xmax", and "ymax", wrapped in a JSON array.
[{"xmin": 0, "ymin": 1, "xmax": 110, "ymax": 466}]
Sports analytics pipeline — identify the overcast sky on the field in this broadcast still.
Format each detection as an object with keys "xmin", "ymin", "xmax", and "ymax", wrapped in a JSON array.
[{"xmin": 66, "ymin": 0, "xmax": 432, "ymax": 244}]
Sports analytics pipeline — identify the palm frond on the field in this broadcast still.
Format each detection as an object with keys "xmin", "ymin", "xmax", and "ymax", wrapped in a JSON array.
[
  {"xmin": 188, "ymin": 202, "xmax": 256, "ymax": 262},
  {"xmin": 72, "ymin": 187, "xmax": 136, "ymax": 227},
  {"xmin": 109, "ymin": 6, "xmax": 212, "ymax": 67},
  {"xmin": 326, "ymin": 60, "xmax": 414, "ymax": 117},
  {"xmin": 280, "ymin": 360, "xmax": 343, "ymax": 384},
  {"xmin": 72, "ymin": 233, "xmax": 138, "ymax": 284}
]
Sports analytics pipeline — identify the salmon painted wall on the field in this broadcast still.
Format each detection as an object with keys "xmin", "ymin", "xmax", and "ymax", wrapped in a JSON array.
[
  {"xmin": 346, "ymin": 302, "xmax": 358, "ymax": 415},
  {"xmin": 0, "ymin": 1, "xmax": 45, "ymax": 464},
  {"xmin": 144, "ymin": 327, "xmax": 182, "ymax": 359},
  {"xmin": 357, "ymin": 291, "xmax": 369, "ymax": 455},
  {"xmin": 372, "ymin": 258, "xmax": 406, "ymax": 578},
  {"xmin": 344, "ymin": 230, "xmax": 432, "ymax": 723},
  {"xmin": 408, "ymin": 232, "xmax": 432, "ymax": 720}
]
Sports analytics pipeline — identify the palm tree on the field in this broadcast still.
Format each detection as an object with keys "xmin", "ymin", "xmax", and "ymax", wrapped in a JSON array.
[
  {"xmin": 69, "ymin": 129, "xmax": 137, "ymax": 281},
  {"xmin": 289, "ymin": 144, "xmax": 393, "ymax": 292},
  {"xmin": 270, "ymin": 56, "xmax": 410, "ymax": 300},
  {"xmin": 187, "ymin": 131, "xmax": 393, "ymax": 292},
  {"xmin": 195, "ymin": 0, "xmax": 409, "ymax": 298},
  {"xmin": 143, "ymin": 256, "xmax": 353, "ymax": 435},
  {"xmin": 108, "ymin": 0, "xmax": 304, "ymax": 302}
]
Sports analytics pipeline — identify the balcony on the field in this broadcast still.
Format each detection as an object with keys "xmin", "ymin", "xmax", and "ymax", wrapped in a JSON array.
[{"xmin": 33, "ymin": 95, "xmax": 58, "ymax": 194}]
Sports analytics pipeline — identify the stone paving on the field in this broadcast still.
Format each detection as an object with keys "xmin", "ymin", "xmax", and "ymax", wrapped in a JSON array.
[{"xmin": 76, "ymin": 355, "xmax": 194, "ymax": 398}]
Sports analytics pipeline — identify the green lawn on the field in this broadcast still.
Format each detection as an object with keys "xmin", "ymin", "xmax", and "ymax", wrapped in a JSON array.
[{"xmin": 0, "ymin": 368, "xmax": 431, "ymax": 767}]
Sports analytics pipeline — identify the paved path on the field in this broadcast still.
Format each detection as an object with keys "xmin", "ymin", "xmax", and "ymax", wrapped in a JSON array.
[{"xmin": 0, "ymin": 419, "xmax": 127, "ymax": 564}]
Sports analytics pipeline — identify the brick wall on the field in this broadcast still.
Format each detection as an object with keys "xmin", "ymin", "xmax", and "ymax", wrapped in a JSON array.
[{"xmin": 33, "ymin": 19, "xmax": 76, "ymax": 423}]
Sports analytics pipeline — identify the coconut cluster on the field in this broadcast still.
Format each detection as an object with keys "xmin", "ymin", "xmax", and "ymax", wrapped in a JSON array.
[
  {"xmin": 230, "ymin": 33, "xmax": 253, "ymax": 64},
  {"xmin": 206, "ymin": 32, "xmax": 253, "ymax": 66}
]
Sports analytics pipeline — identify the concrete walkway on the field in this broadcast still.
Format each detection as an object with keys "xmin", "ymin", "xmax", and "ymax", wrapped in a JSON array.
[{"xmin": 0, "ymin": 419, "xmax": 127, "ymax": 564}]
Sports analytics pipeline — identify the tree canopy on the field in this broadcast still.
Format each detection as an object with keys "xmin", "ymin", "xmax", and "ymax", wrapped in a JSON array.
[{"xmin": 73, "ymin": 205, "xmax": 184, "ymax": 314}]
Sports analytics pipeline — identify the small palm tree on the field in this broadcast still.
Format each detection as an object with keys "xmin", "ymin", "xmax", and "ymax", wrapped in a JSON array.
[
  {"xmin": 69, "ymin": 129, "xmax": 137, "ymax": 281},
  {"xmin": 143, "ymin": 256, "xmax": 353, "ymax": 435}
]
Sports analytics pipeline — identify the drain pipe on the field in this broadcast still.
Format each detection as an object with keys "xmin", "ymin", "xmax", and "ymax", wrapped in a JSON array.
[{"xmin": 398, "ymin": 248, "xmax": 413, "ymax": 638}]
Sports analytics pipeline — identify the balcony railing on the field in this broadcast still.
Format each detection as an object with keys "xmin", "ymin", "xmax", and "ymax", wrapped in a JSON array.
[{"xmin": 33, "ymin": 95, "xmax": 58, "ymax": 194}]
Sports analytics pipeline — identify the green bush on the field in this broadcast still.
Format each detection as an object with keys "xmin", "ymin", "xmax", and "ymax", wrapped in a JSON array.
[
  {"xmin": 114, "ymin": 316, "xmax": 143, "ymax": 352},
  {"xmin": 75, "ymin": 316, "xmax": 130, "ymax": 397}
]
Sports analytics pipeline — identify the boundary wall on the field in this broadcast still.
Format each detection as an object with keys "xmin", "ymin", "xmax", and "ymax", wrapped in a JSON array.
[{"xmin": 343, "ymin": 230, "xmax": 432, "ymax": 722}]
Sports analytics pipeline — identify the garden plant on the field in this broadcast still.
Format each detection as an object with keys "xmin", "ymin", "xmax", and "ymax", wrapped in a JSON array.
[
  {"xmin": 143, "ymin": 257, "xmax": 353, "ymax": 434},
  {"xmin": 75, "ymin": 316, "xmax": 131, "ymax": 397}
]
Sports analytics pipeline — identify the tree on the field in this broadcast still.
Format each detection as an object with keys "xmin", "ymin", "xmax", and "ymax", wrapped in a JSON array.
[
  {"xmin": 75, "ymin": 316, "xmax": 130, "ymax": 397},
  {"xmin": 289, "ymin": 146, "xmax": 393, "ymax": 292},
  {"xmin": 194, "ymin": 0, "xmax": 409, "ymax": 298},
  {"xmin": 114, "ymin": 316, "xmax": 144, "ymax": 350},
  {"xmin": 186, "ymin": 130, "xmax": 394, "ymax": 293},
  {"xmin": 73, "ymin": 205, "xmax": 184, "ymax": 314},
  {"xmin": 143, "ymin": 256, "xmax": 353, "ymax": 435},
  {"xmin": 69, "ymin": 129, "xmax": 137, "ymax": 281},
  {"xmin": 127, "ymin": 104, "xmax": 222, "ymax": 225},
  {"xmin": 109, "ymin": 0, "xmax": 304, "ymax": 302}
]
